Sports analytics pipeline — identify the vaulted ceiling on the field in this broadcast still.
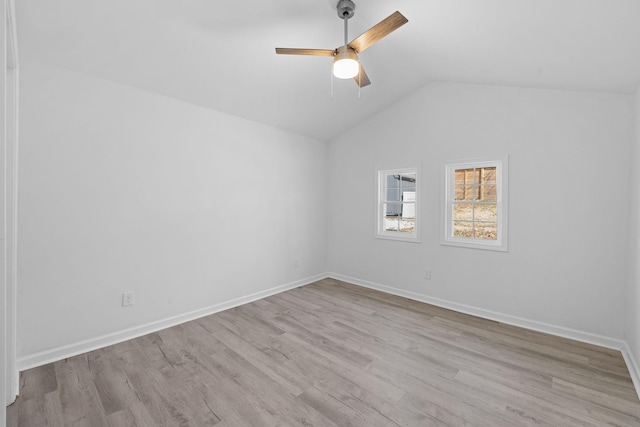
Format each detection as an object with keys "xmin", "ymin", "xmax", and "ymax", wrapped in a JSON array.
[{"xmin": 16, "ymin": 0, "xmax": 640, "ymax": 141}]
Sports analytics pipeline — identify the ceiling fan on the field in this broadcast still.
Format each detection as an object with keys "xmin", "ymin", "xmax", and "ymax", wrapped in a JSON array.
[{"xmin": 275, "ymin": 0, "xmax": 408, "ymax": 88}]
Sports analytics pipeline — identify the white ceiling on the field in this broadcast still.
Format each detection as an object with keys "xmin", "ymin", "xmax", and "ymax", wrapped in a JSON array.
[{"xmin": 16, "ymin": 0, "xmax": 640, "ymax": 141}]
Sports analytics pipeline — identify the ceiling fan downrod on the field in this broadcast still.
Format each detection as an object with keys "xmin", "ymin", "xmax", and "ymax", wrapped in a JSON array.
[{"xmin": 337, "ymin": 0, "xmax": 355, "ymax": 46}]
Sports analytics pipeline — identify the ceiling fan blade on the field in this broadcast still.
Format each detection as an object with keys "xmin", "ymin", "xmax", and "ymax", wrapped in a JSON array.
[
  {"xmin": 354, "ymin": 65, "xmax": 371, "ymax": 87},
  {"xmin": 275, "ymin": 48, "xmax": 335, "ymax": 56},
  {"xmin": 348, "ymin": 11, "xmax": 408, "ymax": 54}
]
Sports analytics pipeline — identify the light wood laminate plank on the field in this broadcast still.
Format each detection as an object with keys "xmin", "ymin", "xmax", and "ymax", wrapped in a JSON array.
[{"xmin": 7, "ymin": 278, "xmax": 640, "ymax": 426}]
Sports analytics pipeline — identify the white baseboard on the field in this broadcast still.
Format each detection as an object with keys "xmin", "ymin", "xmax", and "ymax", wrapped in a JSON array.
[
  {"xmin": 17, "ymin": 273, "xmax": 328, "ymax": 371},
  {"xmin": 621, "ymin": 343, "xmax": 640, "ymax": 400},
  {"xmin": 327, "ymin": 273, "xmax": 627, "ymax": 351},
  {"xmin": 11, "ymin": 368, "xmax": 18, "ymax": 403}
]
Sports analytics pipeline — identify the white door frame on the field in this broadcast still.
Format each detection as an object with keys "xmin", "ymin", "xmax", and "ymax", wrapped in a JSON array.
[{"xmin": 3, "ymin": 0, "xmax": 19, "ymax": 410}]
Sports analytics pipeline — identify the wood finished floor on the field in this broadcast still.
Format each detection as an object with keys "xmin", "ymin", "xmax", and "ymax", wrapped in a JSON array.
[{"xmin": 7, "ymin": 278, "xmax": 640, "ymax": 426}]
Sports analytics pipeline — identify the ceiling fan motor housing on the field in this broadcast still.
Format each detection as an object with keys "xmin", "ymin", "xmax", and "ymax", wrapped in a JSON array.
[{"xmin": 337, "ymin": 0, "xmax": 355, "ymax": 19}]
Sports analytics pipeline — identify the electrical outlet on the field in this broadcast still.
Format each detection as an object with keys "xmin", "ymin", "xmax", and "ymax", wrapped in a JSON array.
[
  {"xmin": 122, "ymin": 291, "xmax": 135, "ymax": 307},
  {"xmin": 293, "ymin": 258, "xmax": 300, "ymax": 268},
  {"xmin": 423, "ymin": 269, "xmax": 431, "ymax": 280}
]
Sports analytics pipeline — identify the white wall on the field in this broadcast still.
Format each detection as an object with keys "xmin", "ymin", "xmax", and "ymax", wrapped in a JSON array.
[
  {"xmin": 17, "ymin": 64, "xmax": 328, "ymax": 363},
  {"xmin": 628, "ymin": 88, "xmax": 640, "ymax": 388},
  {"xmin": 328, "ymin": 82, "xmax": 632, "ymax": 341},
  {"xmin": 14, "ymin": 62, "xmax": 640, "ymax": 396}
]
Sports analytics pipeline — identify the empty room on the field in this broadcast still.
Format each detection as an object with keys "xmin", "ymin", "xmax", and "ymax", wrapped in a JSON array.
[{"xmin": 3, "ymin": 0, "xmax": 640, "ymax": 426}]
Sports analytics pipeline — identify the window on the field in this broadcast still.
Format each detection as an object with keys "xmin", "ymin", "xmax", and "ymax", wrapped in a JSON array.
[
  {"xmin": 442, "ymin": 157, "xmax": 508, "ymax": 251},
  {"xmin": 376, "ymin": 168, "xmax": 419, "ymax": 242}
]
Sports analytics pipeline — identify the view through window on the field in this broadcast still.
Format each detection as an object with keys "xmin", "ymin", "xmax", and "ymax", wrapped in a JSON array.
[
  {"xmin": 443, "ymin": 157, "xmax": 508, "ymax": 251},
  {"xmin": 453, "ymin": 166, "xmax": 497, "ymax": 239},
  {"xmin": 377, "ymin": 168, "xmax": 418, "ymax": 241}
]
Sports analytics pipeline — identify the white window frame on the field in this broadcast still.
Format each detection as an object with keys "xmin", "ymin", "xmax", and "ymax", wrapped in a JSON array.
[
  {"xmin": 441, "ymin": 156, "xmax": 508, "ymax": 251},
  {"xmin": 375, "ymin": 167, "xmax": 420, "ymax": 243}
]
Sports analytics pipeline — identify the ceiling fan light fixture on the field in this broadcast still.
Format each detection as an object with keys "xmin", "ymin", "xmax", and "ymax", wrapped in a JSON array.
[{"xmin": 333, "ymin": 47, "xmax": 359, "ymax": 79}]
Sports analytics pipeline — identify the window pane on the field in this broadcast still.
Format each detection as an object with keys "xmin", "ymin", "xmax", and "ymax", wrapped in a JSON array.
[
  {"xmin": 453, "ymin": 220, "xmax": 473, "ymax": 238},
  {"xmin": 399, "ymin": 217, "xmax": 415, "ymax": 233},
  {"xmin": 402, "ymin": 182, "xmax": 416, "ymax": 193},
  {"xmin": 474, "ymin": 222, "xmax": 498, "ymax": 240},
  {"xmin": 455, "ymin": 185, "xmax": 475, "ymax": 201},
  {"xmin": 478, "ymin": 184, "xmax": 497, "ymax": 202},
  {"xmin": 474, "ymin": 204, "xmax": 497, "ymax": 221},
  {"xmin": 386, "ymin": 188, "xmax": 400, "ymax": 202},
  {"xmin": 386, "ymin": 174, "xmax": 400, "ymax": 189},
  {"xmin": 384, "ymin": 202, "xmax": 402, "ymax": 217},
  {"xmin": 384, "ymin": 216, "xmax": 399, "ymax": 231},
  {"xmin": 480, "ymin": 167, "xmax": 496, "ymax": 184},
  {"xmin": 384, "ymin": 201, "xmax": 400, "ymax": 231},
  {"xmin": 406, "ymin": 173, "xmax": 417, "ymax": 180},
  {"xmin": 455, "ymin": 168, "xmax": 479, "ymax": 185},
  {"xmin": 402, "ymin": 191, "xmax": 416, "ymax": 203},
  {"xmin": 401, "ymin": 203, "xmax": 415, "ymax": 219},
  {"xmin": 465, "ymin": 168, "xmax": 480, "ymax": 184},
  {"xmin": 453, "ymin": 203, "xmax": 473, "ymax": 220},
  {"xmin": 400, "ymin": 173, "xmax": 416, "ymax": 183}
]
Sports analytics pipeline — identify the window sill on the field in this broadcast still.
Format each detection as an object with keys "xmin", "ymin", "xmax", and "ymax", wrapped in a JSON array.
[
  {"xmin": 440, "ymin": 238, "xmax": 507, "ymax": 252},
  {"xmin": 375, "ymin": 233, "xmax": 421, "ymax": 243}
]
